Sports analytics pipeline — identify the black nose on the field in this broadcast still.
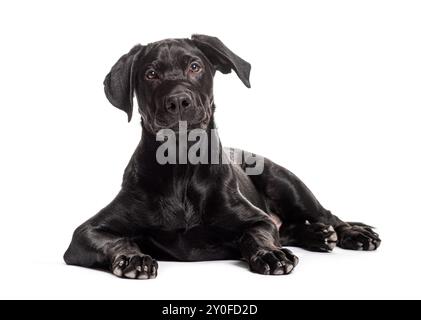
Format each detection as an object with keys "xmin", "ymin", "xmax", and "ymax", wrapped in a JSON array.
[{"xmin": 165, "ymin": 93, "xmax": 192, "ymax": 114}]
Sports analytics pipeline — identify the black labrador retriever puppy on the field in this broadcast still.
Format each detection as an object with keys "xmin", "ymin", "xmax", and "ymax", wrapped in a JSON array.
[{"xmin": 64, "ymin": 35, "xmax": 381, "ymax": 279}]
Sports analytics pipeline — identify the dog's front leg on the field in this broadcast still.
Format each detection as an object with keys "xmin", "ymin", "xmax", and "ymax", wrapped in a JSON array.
[
  {"xmin": 239, "ymin": 220, "xmax": 299, "ymax": 275},
  {"xmin": 64, "ymin": 224, "xmax": 158, "ymax": 279},
  {"xmin": 64, "ymin": 192, "xmax": 158, "ymax": 279},
  {"xmin": 216, "ymin": 185, "xmax": 299, "ymax": 275}
]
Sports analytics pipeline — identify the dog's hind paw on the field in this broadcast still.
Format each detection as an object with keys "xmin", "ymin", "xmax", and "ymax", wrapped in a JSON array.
[
  {"xmin": 336, "ymin": 222, "xmax": 381, "ymax": 251},
  {"xmin": 111, "ymin": 254, "xmax": 158, "ymax": 279}
]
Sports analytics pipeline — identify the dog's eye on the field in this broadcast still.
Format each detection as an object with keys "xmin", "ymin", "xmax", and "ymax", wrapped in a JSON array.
[
  {"xmin": 189, "ymin": 62, "xmax": 202, "ymax": 73},
  {"xmin": 145, "ymin": 70, "xmax": 159, "ymax": 80}
]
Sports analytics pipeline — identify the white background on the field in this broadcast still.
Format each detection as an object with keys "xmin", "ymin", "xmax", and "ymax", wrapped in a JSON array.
[{"xmin": 0, "ymin": 0, "xmax": 420, "ymax": 300}]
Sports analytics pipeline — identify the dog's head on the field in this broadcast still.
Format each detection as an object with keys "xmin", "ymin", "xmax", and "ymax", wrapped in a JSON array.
[{"xmin": 104, "ymin": 35, "xmax": 251, "ymax": 133}]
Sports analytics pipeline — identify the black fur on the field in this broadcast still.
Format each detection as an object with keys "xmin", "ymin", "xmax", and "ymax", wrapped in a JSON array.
[{"xmin": 64, "ymin": 35, "xmax": 381, "ymax": 279}]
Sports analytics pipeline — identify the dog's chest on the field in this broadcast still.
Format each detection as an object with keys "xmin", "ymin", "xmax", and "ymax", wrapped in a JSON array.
[{"xmin": 158, "ymin": 193, "xmax": 201, "ymax": 230}]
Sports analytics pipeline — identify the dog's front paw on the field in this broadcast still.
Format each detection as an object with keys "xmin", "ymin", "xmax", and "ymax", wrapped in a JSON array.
[
  {"xmin": 112, "ymin": 254, "xmax": 158, "ymax": 279},
  {"xmin": 249, "ymin": 248, "xmax": 298, "ymax": 275},
  {"xmin": 301, "ymin": 223, "xmax": 338, "ymax": 252},
  {"xmin": 337, "ymin": 222, "xmax": 381, "ymax": 251}
]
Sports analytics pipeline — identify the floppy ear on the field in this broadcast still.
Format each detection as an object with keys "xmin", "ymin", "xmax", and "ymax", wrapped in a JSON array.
[
  {"xmin": 191, "ymin": 34, "xmax": 251, "ymax": 88},
  {"xmin": 103, "ymin": 44, "xmax": 144, "ymax": 122}
]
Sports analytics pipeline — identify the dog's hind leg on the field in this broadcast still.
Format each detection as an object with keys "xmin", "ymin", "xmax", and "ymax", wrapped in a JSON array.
[
  {"xmin": 279, "ymin": 222, "xmax": 338, "ymax": 252},
  {"xmin": 238, "ymin": 152, "xmax": 381, "ymax": 251}
]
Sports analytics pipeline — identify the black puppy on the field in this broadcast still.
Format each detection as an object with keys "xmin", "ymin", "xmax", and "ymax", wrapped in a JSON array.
[{"xmin": 64, "ymin": 35, "xmax": 381, "ymax": 279}]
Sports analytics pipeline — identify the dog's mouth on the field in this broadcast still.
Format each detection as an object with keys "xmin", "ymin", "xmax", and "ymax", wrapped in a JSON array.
[
  {"xmin": 152, "ymin": 106, "xmax": 211, "ymax": 134},
  {"xmin": 153, "ymin": 118, "xmax": 209, "ymax": 134}
]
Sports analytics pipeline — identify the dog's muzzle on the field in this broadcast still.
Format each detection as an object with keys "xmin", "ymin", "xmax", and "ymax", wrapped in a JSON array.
[
  {"xmin": 164, "ymin": 91, "xmax": 193, "ymax": 115},
  {"xmin": 152, "ymin": 86, "xmax": 210, "ymax": 132}
]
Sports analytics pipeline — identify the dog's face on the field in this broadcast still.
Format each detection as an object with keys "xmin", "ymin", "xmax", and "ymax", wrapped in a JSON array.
[
  {"xmin": 104, "ymin": 35, "xmax": 251, "ymax": 133},
  {"xmin": 136, "ymin": 39, "xmax": 214, "ymax": 133}
]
